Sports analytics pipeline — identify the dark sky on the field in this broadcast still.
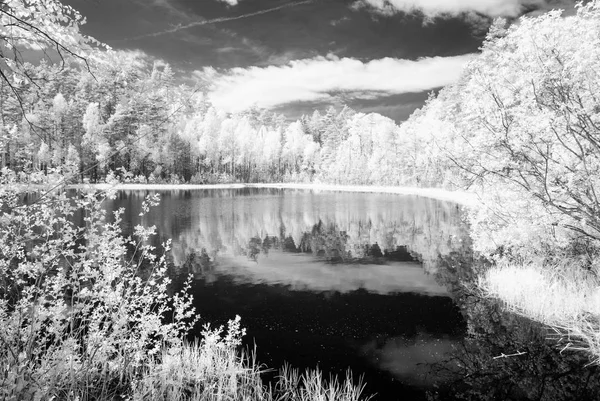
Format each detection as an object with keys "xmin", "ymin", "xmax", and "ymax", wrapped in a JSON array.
[{"xmin": 63, "ymin": 0, "xmax": 576, "ymax": 121}]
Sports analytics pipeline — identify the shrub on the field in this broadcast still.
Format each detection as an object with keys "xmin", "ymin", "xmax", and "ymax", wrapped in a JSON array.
[
  {"xmin": 0, "ymin": 168, "xmax": 197, "ymax": 400},
  {"xmin": 133, "ymin": 315, "xmax": 370, "ymax": 401}
]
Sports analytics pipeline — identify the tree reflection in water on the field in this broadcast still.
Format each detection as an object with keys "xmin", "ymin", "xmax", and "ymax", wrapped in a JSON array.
[
  {"xmin": 106, "ymin": 189, "xmax": 600, "ymax": 400},
  {"xmin": 430, "ymin": 251, "xmax": 600, "ymax": 401}
]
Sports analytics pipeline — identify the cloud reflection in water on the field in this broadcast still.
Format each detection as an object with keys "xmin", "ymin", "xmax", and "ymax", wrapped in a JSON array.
[
  {"xmin": 362, "ymin": 333, "xmax": 458, "ymax": 387},
  {"xmin": 211, "ymin": 251, "xmax": 450, "ymax": 296}
]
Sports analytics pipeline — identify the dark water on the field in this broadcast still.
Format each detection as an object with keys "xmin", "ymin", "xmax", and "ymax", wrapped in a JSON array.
[{"xmin": 104, "ymin": 188, "xmax": 600, "ymax": 401}]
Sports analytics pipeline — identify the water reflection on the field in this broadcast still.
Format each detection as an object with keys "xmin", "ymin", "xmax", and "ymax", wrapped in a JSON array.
[
  {"xmin": 103, "ymin": 188, "xmax": 600, "ymax": 400},
  {"xmin": 430, "ymin": 252, "xmax": 600, "ymax": 401},
  {"xmin": 362, "ymin": 333, "xmax": 458, "ymax": 387},
  {"xmin": 110, "ymin": 188, "xmax": 469, "ymax": 291},
  {"xmin": 204, "ymin": 252, "xmax": 447, "ymax": 296},
  {"xmin": 105, "ymin": 188, "xmax": 468, "ymax": 400}
]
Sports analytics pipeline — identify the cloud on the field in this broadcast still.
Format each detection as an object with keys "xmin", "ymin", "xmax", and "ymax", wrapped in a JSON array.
[
  {"xmin": 522, "ymin": 0, "xmax": 580, "ymax": 18},
  {"xmin": 352, "ymin": 0, "xmax": 575, "ymax": 18},
  {"xmin": 194, "ymin": 53, "xmax": 474, "ymax": 112},
  {"xmin": 217, "ymin": 0, "xmax": 240, "ymax": 5},
  {"xmin": 131, "ymin": 0, "xmax": 190, "ymax": 20},
  {"xmin": 330, "ymin": 16, "xmax": 351, "ymax": 26}
]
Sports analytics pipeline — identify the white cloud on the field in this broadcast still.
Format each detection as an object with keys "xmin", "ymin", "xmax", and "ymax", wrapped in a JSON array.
[
  {"xmin": 523, "ymin": 0, "xmax": 579, "ymax": 18},
  {"xmin": 217, "ymin": 0, "xmax": 240, "ymax": 5},
  {"xmin": 131, "ymin": 0, "xmax": 190, "ymax": 19},
  {"xmin": 194, "ymin": 54, "xmax": 474, "ymax": 112},
  {"xmin": 330, "ymin": 16, "xmax": 351, "ymax": 26},
  {"xmin": 353, "ymin": 0, "xmax": 571, "ymax": 18}
]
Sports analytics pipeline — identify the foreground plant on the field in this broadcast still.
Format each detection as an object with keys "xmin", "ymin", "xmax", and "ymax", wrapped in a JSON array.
[
  {"xmin": 132, "ymin": 316, "xmax": 265, "ymax": 401},
  {"xmin": 273, "ymin": 364, "xmax": 370, "ymax": 401},
  {"xmin": 0, "ymin": 170, "xmax": 372, "ymax": 401},
  {"xmin": 135, "ymin": 322, "xmax": 370, "ymax": 401},
  {"xmin": 0, "ymin": 169, "xmax": 197, "ymax": 400},
  {"xmin": 480, "ymin": 257, "xmax": 600, "ymax": 364}
]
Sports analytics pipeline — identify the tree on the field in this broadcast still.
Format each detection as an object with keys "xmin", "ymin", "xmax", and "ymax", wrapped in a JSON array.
[
  {"xmin": 442, "ymin": 3, "xmax": 600, "ymax": 254},
  {"xmin": 282, "ymin": 121, "xmax": 311, "ymax": 175},
  {"xmin": 0, "ymin": 0, "xmax": 102, "ymax": 112},
  {"xmin": 366, "ymin": 114, "xmax": 399, "ymax": 185},
  {"xmin": 393, "ymin": 2, "xmax": 600, "ymax": 256}
]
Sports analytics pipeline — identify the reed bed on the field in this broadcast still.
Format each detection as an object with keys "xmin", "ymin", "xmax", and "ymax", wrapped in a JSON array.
[{"xmin": 480, "ymin": 259, "xmax": 600, "ymax": 364}]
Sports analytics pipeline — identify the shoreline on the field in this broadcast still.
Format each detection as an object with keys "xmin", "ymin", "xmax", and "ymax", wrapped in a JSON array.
[{"xmin": 70, "ymin": 182, "xmax": 478, "ymax": 207}]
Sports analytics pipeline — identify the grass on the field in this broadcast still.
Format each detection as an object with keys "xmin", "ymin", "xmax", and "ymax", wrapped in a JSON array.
[
  {"xmin": 480, "ymin": 258, "xmax": 600, "ymax": 363},
  {"xmin": 133, "ymin": 340, "xmax": 267, "ymax": 401},
  {"xmin": 273, "ymin": 364, "xmax": 369, "ymax": 401},
  {"xmin": 134, "ymin": 341, "xmax": 371, "ymax": 401},
  {"xmin": 1, "ymin": 337, "xmax": 371, "ymax": 401}
]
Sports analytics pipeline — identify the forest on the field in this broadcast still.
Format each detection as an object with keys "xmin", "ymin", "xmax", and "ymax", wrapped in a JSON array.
[
  {"xmin": 0, "ymin": 38, "xmax": 452, "ymax": 187},
  {"xmin": 2, "ymin": 0, "xmax": 600, "ymax": 399}
]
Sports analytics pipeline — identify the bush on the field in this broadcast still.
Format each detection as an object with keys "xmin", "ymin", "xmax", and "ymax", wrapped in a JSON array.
[
  {"xmin": 134, "ymin": 315, "xmax": 370, "ymax": 401},
  {"xmin": 0, "ymin": 168, "xmax": 196, "ymax": 400}
]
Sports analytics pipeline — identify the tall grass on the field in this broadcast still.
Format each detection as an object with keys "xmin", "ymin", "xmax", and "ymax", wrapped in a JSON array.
[
  {"xmin": 135, "ymin": 342, "xmax": 370, "ymax": 401},
  {"xmin": 133, "ymin": 341, "xmax": 268, "ymax": 401},
  {"xmin": 1, "ymin": 314, "xmax": 371, "ymax": 401},
  {"xmin": 273, "ymin": 364, "xmax": 370, "ymax": 401},
  {"xmin": 480, "ymin": 258, "xmax": 600, "ymax": 363}
]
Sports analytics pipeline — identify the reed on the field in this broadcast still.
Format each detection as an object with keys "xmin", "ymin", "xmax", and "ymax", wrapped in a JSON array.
[
  {"xmin": 133, "ymin": 341, "xmax": 370, "ymax": 401},
  {"xmin": 480, "ymin": 258, "xmax": 600, "ymax": 364}
]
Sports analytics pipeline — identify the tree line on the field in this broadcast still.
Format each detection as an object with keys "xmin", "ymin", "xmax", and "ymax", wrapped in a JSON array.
[{"xmin": 0, "ymin": 52, "xmax": 456, "ymax": 188}]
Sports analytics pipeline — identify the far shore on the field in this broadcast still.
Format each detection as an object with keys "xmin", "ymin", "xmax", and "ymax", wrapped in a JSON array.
[{"xmin": 68, "ymin": 182, "xmax": 478, "ymax": 207}]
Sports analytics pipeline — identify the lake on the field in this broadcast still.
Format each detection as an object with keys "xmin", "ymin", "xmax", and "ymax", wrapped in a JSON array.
[{"xmin": 104, "ymin": 188, "xmax": 600, "ymax": 401}]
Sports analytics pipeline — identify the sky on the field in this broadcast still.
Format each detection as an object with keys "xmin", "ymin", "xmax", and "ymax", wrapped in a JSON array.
[{"xmin": 63, "ymin": 0, "xmax": 577, "ymax": 122}]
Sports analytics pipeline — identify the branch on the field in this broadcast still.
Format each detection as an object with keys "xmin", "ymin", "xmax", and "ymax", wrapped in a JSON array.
[
  {"xmin": 0, "ymin": 7, "xmax": 93, "ymax": 76},
  {"xmin": 493, "ymin": 351, "xmax": 527, "ymax": 359}
]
